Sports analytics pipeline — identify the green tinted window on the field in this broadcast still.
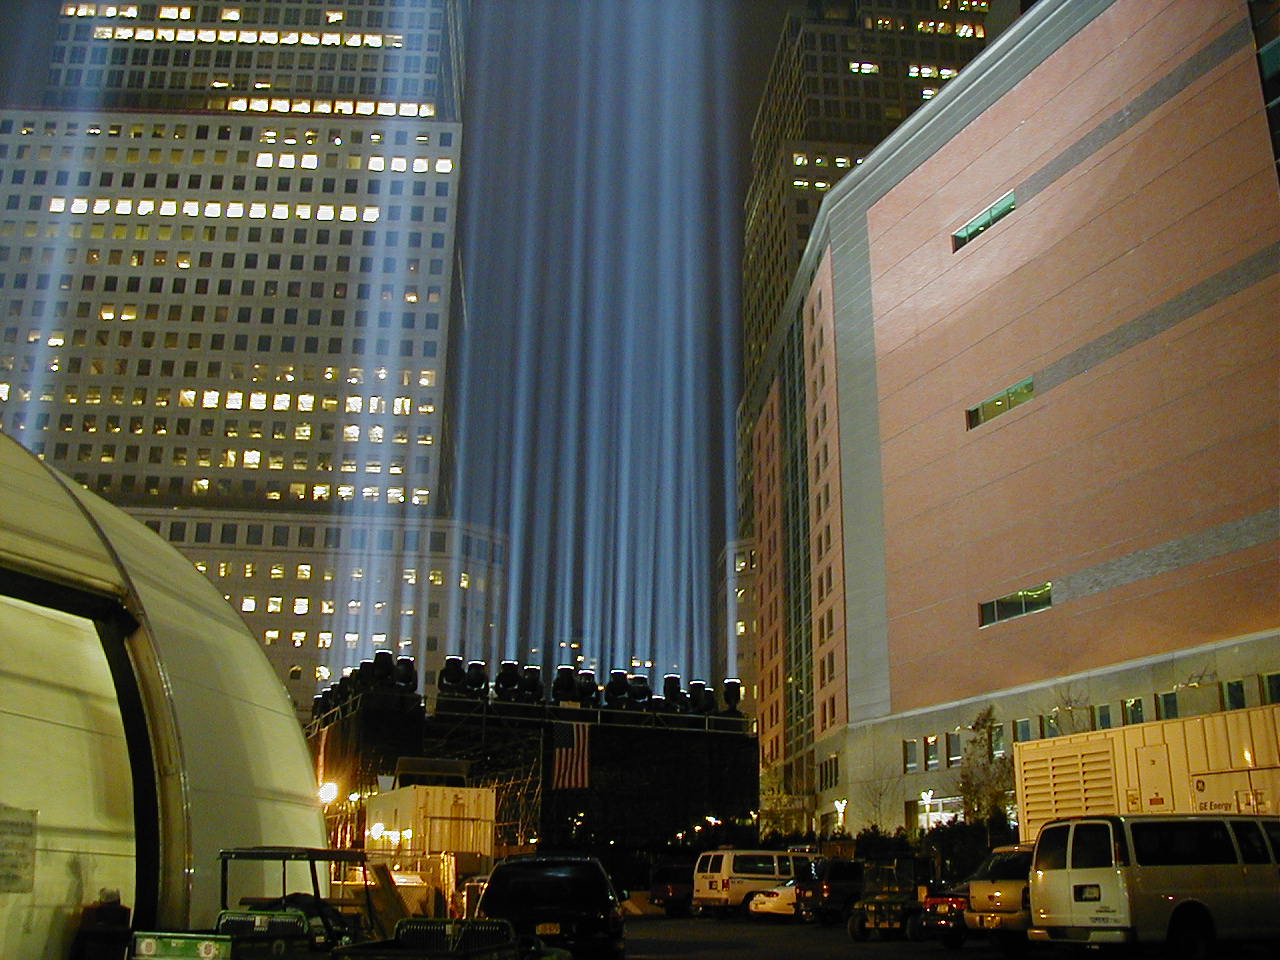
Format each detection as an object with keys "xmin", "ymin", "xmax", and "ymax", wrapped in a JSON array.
[
  {"xmin": 967, "ymin": 377, "xmax": 1034, "ymax": 428},
  {"xmin": 979, "ymin": 582, "xmax": 1052, "ymax": 626},
  {"xmin": 953, "ymin": 192, "xmax": 1016, "ymax": 250}
]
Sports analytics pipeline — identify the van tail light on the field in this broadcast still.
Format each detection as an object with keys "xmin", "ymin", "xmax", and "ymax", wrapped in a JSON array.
[{"xmin": 821, "ymin": 883, "xmax": 831, "ymax": 896}]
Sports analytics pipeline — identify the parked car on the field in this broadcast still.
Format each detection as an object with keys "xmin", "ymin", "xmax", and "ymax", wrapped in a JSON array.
[
  {"xmin": 964, "ymin": 841, "xmax": 1034, "ymax": 955},
  {"xmin": 648, "ymin": 862, "xmax": 693, "ymax": 917},
  {"xmin": 921, "ymin": 882, "xmax": 969, "ymax": 949},
  {"xmin": 747, "ymin": 879, "xmax": 803, "ymax": 919},
  {"xmin": 795, "ymin": 857, "xmax": 863, "ymax": 924},
  {"xmin": 477, "ymin": 856, "xmax": 626, "ymax": 960}
]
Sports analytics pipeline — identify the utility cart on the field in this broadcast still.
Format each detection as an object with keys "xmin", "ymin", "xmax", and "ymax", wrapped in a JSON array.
[
  {"xmin": 846, "ymin": 857, "xmax": 935, "ymax": 943},
  {"xmin": 130, "ymin": 847, "xmax": 388, "ymax": 959}
]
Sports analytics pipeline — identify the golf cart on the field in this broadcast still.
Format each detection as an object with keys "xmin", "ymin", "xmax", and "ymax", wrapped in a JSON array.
[{"xmin": 130, "ymin": 846, "xmax": 387, "ymax": 958}]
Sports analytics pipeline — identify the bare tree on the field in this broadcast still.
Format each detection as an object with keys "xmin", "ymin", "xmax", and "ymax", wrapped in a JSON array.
[
  {"xmin": 1047, "ymin": 683, "xmax": 1092, "ymax": 735},
  {"xmin": 853, "ymin": 756, "xmax": 904, "ymax": 831}
]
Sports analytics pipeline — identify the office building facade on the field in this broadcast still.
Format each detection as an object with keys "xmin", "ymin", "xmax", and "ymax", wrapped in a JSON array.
[
  {"xmin": 775, "ymin": 0, "xmax": 1279, "ymax": 833},
  {"xmin": 0, "ymin": 0, "xmax": 503, "ymax": 716},
  {"xmin": 741, "ymin": 0, "xmax": 1001, "ymax": 833}
]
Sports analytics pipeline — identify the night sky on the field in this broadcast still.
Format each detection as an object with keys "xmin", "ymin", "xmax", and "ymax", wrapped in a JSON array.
[{"xmin": 0, "ymin": 0, "xmax": 792, "ymax": 680}]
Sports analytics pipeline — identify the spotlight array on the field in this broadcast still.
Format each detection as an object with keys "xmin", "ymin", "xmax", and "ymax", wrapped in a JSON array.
[
  {"xmin": 437, "ymin": 656, "xmax": 744, "ymax": 716},
  {"xmin": 311, "ymin": 648, "xmax": 419, "ymax": 720}
]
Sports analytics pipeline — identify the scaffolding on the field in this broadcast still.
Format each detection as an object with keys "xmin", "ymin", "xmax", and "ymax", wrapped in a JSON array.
[{"xmin": 418, "ymin": 706, "xmax": 544, "ymax": 854}]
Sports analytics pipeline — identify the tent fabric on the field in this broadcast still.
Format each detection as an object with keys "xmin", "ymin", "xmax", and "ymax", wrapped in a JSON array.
[{"xmin": 0, "ymin": 432, "xmax": 325, "ymax": 928}]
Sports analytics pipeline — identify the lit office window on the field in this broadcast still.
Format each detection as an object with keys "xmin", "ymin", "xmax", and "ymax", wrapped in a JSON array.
[{"xmin": 902, "ymin": 739, "xmax": 919, "ymax": 773}]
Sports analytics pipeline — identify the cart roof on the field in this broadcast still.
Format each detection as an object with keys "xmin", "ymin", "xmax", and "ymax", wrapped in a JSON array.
[{"xmin": 219, "ymin": 846, "xmax": 369, "ymax": 863}]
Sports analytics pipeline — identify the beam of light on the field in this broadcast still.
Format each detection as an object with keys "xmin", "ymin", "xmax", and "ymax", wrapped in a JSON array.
[
  {"xmin": 1, "ymin": 0, "xmax": 476, "ymax": 698},
  {"xmin": 454, "ymin": 0, "xmax": 741, "ymax": 683}
]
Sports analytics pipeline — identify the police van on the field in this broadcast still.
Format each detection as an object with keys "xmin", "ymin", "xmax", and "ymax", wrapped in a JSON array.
[
  {"xmin": 1027, "ymin": 814, "xmax": 1280, "ymax": 952},
  {"xmin": 692, "ymin": 849, "xmax": 819, "ymax": 914}
]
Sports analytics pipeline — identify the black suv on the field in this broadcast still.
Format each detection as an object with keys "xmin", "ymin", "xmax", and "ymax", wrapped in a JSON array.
[
  {"xmin": 477, "ymin": 856, "xmax": 626, "ymax": 960},
  {"xmin": 795, "ymin": 858, "xmax": 863, "ymax": 924}
]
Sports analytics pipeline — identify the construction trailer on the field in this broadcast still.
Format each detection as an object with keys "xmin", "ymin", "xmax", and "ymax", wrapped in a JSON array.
[{"xmin": 1014, "ymin": 703, "xmax": 1280, "ymax": 842}]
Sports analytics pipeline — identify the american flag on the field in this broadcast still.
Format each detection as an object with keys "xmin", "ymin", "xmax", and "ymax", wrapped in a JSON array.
[{"xmin": 551, "ymin": 722, "xmax": 590, "ymax": 790}]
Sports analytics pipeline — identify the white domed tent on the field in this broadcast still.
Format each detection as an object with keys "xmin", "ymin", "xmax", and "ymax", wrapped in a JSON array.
[{"xmin": 0, "ymin": 432, "xmax": 325, "ymax": 958}]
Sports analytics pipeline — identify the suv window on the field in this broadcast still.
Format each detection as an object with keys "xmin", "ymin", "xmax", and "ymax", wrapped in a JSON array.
[
  {"xmin": 732, "ymin": 855, "xmax": 776, "ymax": 875},
  {"xmin": 972, "ymin": 849, "xmax": 1032, "ymax": 880},
  {"xmin": 480, "ymin": 861, "xmax": 612, "ymax": 915},
  {"xmin": 1132, "ymin": 820, "xmax": 1237, "ymax": 866},
  {"xmin": 823, "ymin": 860, "xmax": 861, "ymax": 882},
  {"xmin": 1071, "ymin": 823, "xmax": 1113, "ymax": 868},
  {"xmin": 1035, "ymin": 825, "xmax": 1069, "ymax": 871},
  {"xmin": 652, "ymin": 864, "xmax": 692, "ymax": 884}
]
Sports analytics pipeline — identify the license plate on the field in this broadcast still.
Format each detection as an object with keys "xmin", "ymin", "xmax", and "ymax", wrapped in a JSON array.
[
  {"xmin": 937, "ymin": 904, "xmax": 950, "ymax": 914},
  {"xmin": 536, "ymin": 923, "xmax": 560, "ymax": 936}
]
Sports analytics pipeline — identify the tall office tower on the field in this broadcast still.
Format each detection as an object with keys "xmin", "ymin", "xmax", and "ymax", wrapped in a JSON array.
[
  {"xmin": 0, "ymin": 1, "xmax": 503, "ymax": 718},
  {"xmin": 739, "ymin": 0, "xmax": 998, "ymax": 833}
]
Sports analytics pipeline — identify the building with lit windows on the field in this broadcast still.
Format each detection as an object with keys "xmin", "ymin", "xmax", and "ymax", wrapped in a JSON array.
[
  {"xmin": 741, "ymin": 0, "xmax": 1006, "ymax": 835},
  {"xmin": 713, "ymin": 538, "xmax": 759, "ymax": 718},
  {"xmin": 0, "ymin": 0, "xmax": 503, "ymax": 717},
  {"xmin": 741, "ymin": 0, "xmax": 1003, "ymax": 392},
  {"xmin": 768, "ymin": 0, "xmax": 1279, "ymax": 834}
]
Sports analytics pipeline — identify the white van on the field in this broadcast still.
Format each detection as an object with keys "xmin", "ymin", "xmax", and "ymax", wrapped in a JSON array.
[
  {"xmin": 692, "ymin": 849, "xmax": 819, "ymax": 913},
  {"xmin": 1028, "ymin": 814, "xmax": 1280, "ymax": 952}
]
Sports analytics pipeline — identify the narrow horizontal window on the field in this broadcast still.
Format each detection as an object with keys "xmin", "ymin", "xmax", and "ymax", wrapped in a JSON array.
[
  {"xmin": 979, "ymin": 581, "xmax": 1051, "ymax": 626},
  {"xmin": 953, "ymin": 191, "xmax": 1015, "ymax": 250},
  {"xmin": 966, "ymin": 377, "xmax": 1033, "ymax": 428}
]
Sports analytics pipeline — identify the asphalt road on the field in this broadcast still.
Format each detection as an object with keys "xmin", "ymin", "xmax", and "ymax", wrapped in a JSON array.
[
  {"xmin": 621, "ymin": 915, "xmax": 1279, "ymax": 960},
  {"xmin": 623, "ymin": 914, "xmax": 1014, "ymax": 960}
]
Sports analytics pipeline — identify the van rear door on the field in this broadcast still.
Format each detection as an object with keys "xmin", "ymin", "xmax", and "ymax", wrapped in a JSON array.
[
  {"xmin": 693, "ymin": 853, "xmax": 725, "ymax": 907},
  {"xmin": 1064, "ymin": 820, "xmax": 1128, "ymax": 935},
  {"xmin": 1031, "ymin": 821, "xmax": 1128, "ymax": 938}
]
